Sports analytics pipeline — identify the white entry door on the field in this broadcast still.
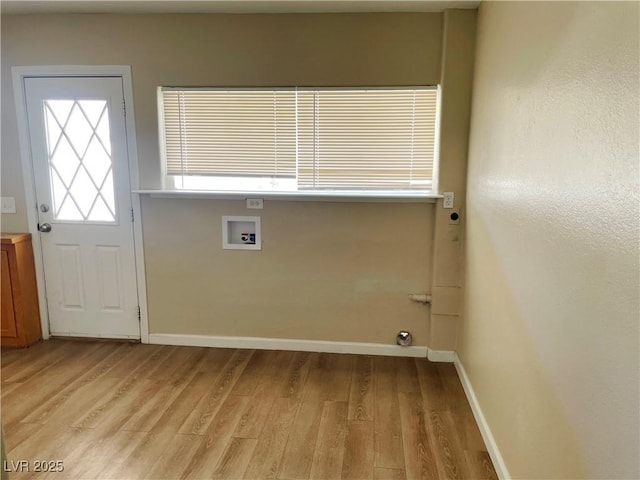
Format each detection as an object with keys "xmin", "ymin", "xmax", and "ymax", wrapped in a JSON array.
[{"xmin": 24, "ymin": 76, "xmax": 140, "ymax": 339}]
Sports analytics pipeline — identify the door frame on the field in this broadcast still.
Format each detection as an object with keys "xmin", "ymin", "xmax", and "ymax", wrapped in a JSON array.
[{"xmin": 12, "ymin": 66, "xmax": 149, "ymax": 343}]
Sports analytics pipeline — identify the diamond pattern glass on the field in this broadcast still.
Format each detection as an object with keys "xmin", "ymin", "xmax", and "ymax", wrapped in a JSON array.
[{"xmin": 43, "ymin": 99, "xmax": 116, "ymax": 222}]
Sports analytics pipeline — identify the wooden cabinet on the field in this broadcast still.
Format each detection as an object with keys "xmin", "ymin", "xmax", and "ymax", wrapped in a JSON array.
[{"xmin": 1, "ymin": 233, "xmax": 42, "ymax": 347}]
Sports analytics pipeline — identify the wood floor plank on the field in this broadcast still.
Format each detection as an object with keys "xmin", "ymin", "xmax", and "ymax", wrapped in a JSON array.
[
  {"xmin": 309, "ymin": 400, "xmax": 348, "ymax": 480},
  {"xmin": 212, "ymin": 437, "xmax": 258, "ymax": 479},
  {"xmin": 427, "ymin": 409, "xmax": 473, "ymax": 479},
  {"xmin": 348, "ymin": 355, "xmax": 374, "ymax": 421},
  {"xmin": 436, "ymin": 363, "xmax": 487, "ymax": 451},
  {"xmin": 144, "ymin": 434, "xmax": 203, "ymax": 479},
  {"xmin": 374, "ymin": 467, "xmax": 407, "ymax": 480},
  {"xmin": 414, "ymin": 358, "xmax": 448, "ymax": 412},
  {"xmin": 233, "ymin": 351, "xmax": 292, "ymax": 439},
  {"xmin": 0, "ymin": 345, "xmax": 28, "ymax": 367},
  {"xmin": 322, "ymin": 353, "xmax": 354, "ymax": 402},
  {"xmin": 374, "ymin": 357, "xmax": 405, "ymax": 470},
  {"xmin": 19, "ymin": 343, "xmax": 128, "ymax": 424},
  {"xmin": 148, "ymin": 371, "xmax": 219, "ymax": 434},
  {"xmin": 7, "ymin": 422, "xmax": 96, "ymax": 479},
  {"xmin": 43, "ymin": 376, "xmax": 122, "ymax": 427},
  {"xmin": 59, "ymin": 428, "xmax": 146, "ymax": 480},
  {"xmin": 0, "ymin": 379, "xmax": 24, "ymax": 397},
  {"xmin": 1, "ymin": 422, "xmax": 41, "ymax": 452},
  {"xmin": 341, "ymin": 421, "xmax": 374, "ymax": 480},
  {"xmin": 103, "ymin": 344, "xmax": 166, "ymax": 379},
  {"xmin": 395, "ymin": 357, "xmax": 421, "ymax": 394},
  {"xmin": 95, "ymin": 430, "xmax": 175, "ymax": 479},
  {"xmin": 261, "ymin": 350, "xmax": 295, "ymax": 377},
  {"xmin": 242, "ymin": 397, "xmax": 299, "ymax": 480},
  {"xmin": 398, "ymin": 392, "xmax": 440, "ymax": 480},
  {"xmin": 179, "ymin": 349, "xmax": 254, "ymax": 435},
  {"xmin": 277, "ymin": 396, "xmax": 324, "ymax": 479},
  {"xmin": 437, "ymin": 363, "xmax": 470, "ymax": 410},
  {"xmin": 278, "ymin": 353, "xmax": 328, "ymax": 480},
  {"xmin": 121, "ymin": 379, "xmax": 190, "ymax": 432},
  {"xmin": 74, "ymin": 378, "xmax": 159, "ymax": 433},
  {"xmin": 26, "ymin": 340, "xmax": 120, "ymax": 384},
  {"xmin": 196, "ymin": 347, "xmax": 236, "ymax": 373},
  {"xmin": 99, "ymin": 372, "xmax": 225, "ymax": 479},
  {"xmin": 233, "ymin": 380, "xmax": 278, "ymax": 439},
  {"xmin": 182, "ymin": 395, "xmax": 251, "ymax": 479},
  {"xmin": 121, "ymin": 348, "xmax": 206, "ymax": 432},
  {"xmin": 83, "ymin": 374, "xmax": 218, "ymax": 478},
  {"xmin": 464, "ymin": 451, "xmax": 499, "ymax": 480},
  {"xmin": 27, "ymin": 342, "xmax": 118, "ymax": 386},
  {"xmin": 229, "ymin": 349, "xmax": 275, "ymax": 396},
  {"xmin": 143, "ymin": 346, "xmax": 203, "ymax": 382},
  {"xmin": 1, "ymin": 340, "xmax": 71, "ymax": 383},
  {"xmin": 1, "ymin": 379, "xmax": 73, "ymax": 427},
  {"xmin": 99, "ymin": 373, "xmax": 223, "ymax": 480},
  {"xmin": 458, "ymin": 408, "xmax": 487, "ymax": 452},
  {"xmin": 279, "ymin": 351, "xmax": 314, "ymax": 399},
  {"xmin": 71, "ymin": 347, "xmax": 170, "ymax": 430}
]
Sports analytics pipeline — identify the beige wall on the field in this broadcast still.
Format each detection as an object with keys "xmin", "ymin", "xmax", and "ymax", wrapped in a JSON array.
[
  {"xmin": 462, "ymin": 2, "xmax": 639, "ymax": 478},
  {"xmin": 143, "ymin": 198, "xmax": 432, "ymax": 341},
  {"xmin": 0, "ymin": 12, "xmax": 476, "ymax": 346}
]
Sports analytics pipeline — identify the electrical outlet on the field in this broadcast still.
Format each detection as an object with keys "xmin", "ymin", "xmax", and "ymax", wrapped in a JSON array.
[
  {"xmin": 1, "ymin": 197, "xmax": 16, "ymax": 214},
  {"xmin": 246, "ymin": 198, "xmax": 263, "ymax": 209},
  {"xmin": 443, "ymin": 192, "xmax": 454, "ymax": 209}
]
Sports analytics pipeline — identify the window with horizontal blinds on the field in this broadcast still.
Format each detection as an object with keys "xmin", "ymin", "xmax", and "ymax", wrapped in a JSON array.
[
  {"xmin": 161, "ymin": 89, "xmax": 297, "ymax": 178},
  {"xmin": 159, "ymin": 86, "xmax": 438, "ymax": 193},
  {"xmin": 296, "ymin": 89, "xmax": 436, "ymax": 190}
]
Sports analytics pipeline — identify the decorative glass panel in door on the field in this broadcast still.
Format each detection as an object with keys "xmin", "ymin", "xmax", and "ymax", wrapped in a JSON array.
[{"xmin": 43, "ymin": 99, "xmax": 116, "ymax": 222}]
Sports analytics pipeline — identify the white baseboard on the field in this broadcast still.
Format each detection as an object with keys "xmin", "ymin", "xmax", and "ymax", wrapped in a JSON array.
[
  {"xmin": 148, "ymin": 333, "xmax": 435, "ymax": 358},
  {"xmin": 427, "ymin": 348, "xmax": 456, "ymax": 362},
  {"xmin": 454, "ymin": 354, "xmax": 510, "ymax": 479}
]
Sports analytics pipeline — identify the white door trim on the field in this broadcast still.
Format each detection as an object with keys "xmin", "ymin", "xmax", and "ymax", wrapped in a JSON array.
[{"xmin": 12, "ymin": 65, "xmax": 149, "ymax": 343}]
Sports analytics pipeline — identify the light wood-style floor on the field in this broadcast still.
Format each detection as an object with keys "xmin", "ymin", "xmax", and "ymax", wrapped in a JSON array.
[{"xmin": 1, "ymin": 340, "xmax": 497, "ymax": 479}]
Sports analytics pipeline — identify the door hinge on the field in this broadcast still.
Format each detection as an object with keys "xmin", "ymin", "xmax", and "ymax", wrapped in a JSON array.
[
  {"xmin": 131, "ymin": 208, "xmax": 134, "ymax": 222},
  {"xmin": 123, "ymin": 99, "xmax": 126, "ymax": 117},
  {"xmin": 137, "ymin": 306, "xmax": 141, "ymax": 321}
]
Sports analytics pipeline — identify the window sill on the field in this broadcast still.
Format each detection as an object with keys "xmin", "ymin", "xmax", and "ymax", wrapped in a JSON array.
[{"xmin": 133, "ymin": 189, "xmax": 440, "ymax": 203}]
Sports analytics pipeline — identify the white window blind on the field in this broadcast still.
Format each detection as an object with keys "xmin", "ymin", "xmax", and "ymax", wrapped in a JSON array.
[
  {"xmin": 161, "ymin": 89, "xmax": 297, "ymax": 178},
  {"xmin": 159, "ymin": 86, "xmax": 438, "ymax": 193}
]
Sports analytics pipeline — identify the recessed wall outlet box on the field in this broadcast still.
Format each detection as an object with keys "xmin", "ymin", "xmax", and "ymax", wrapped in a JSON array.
[
  {"xmin": 443, "ymin": 192, "xmax": 454, "ymax": 209},
  {"xmin": 246, "ymin": 198, "xmax": 263, "ymax": 209},
  {"xmin": 1, "ymin": 197, "xmax": 16, "ymax": 214},
  {"xmin": 449, "ymin": 208, "xmax": 460, "ymax": 225},
  {"xmin": 222, "ymin": 216, "xmax": 261, "ymax": 250}
]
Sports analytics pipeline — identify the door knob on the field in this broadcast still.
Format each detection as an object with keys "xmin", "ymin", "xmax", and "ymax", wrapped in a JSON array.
[{"xmin": 38, "ymin": 223, "xmax": 52, "ymax": 233}]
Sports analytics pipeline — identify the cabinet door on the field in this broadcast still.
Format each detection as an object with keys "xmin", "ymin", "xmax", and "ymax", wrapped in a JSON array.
[{"xmin": 1, "ymin": 249, "xmax": 18, "ymax": 338}]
